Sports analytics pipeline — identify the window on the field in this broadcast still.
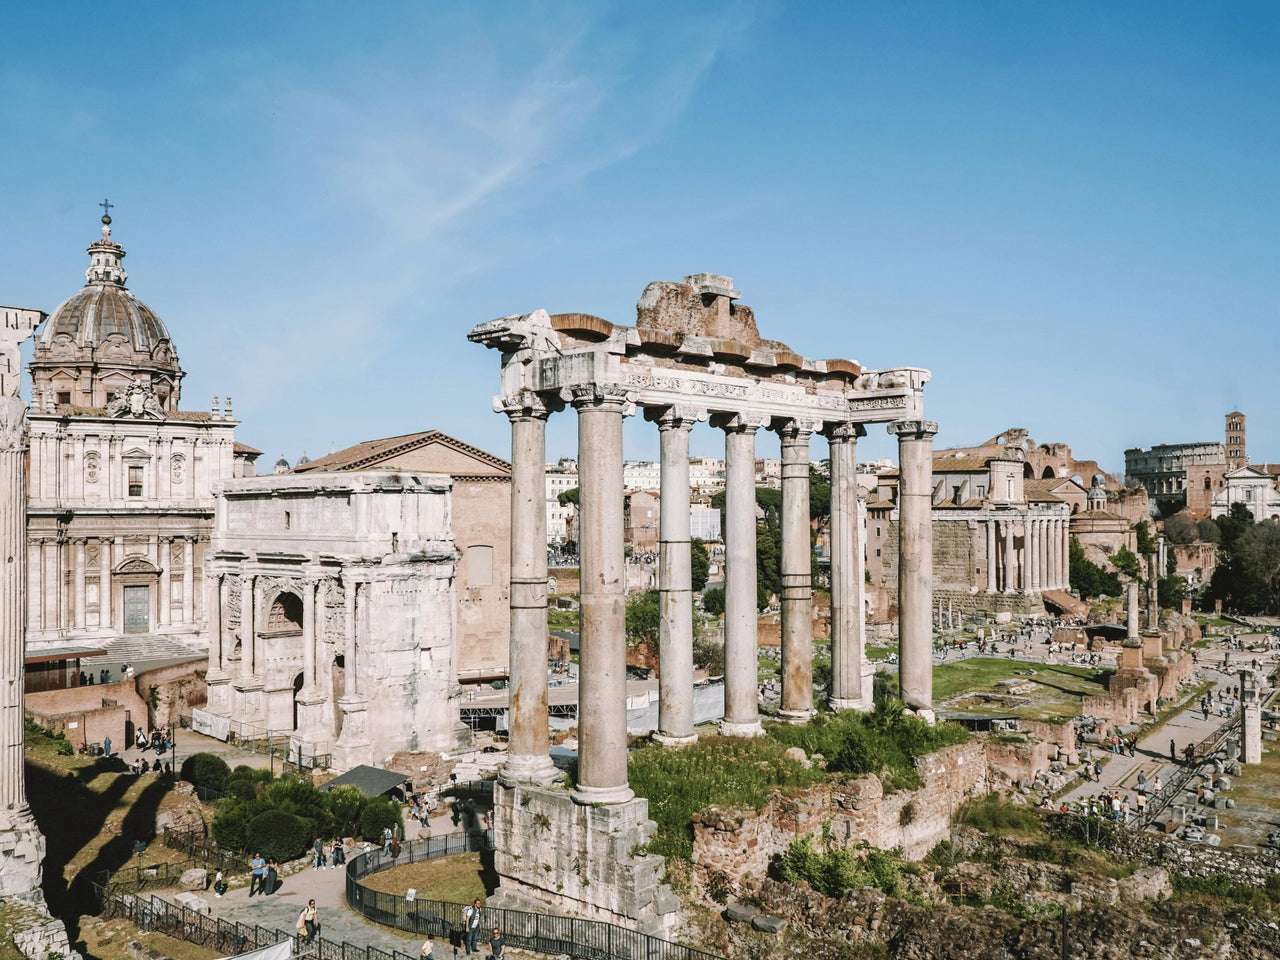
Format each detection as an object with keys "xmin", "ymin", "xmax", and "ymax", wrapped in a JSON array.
[
  {"xmin": 128, "ymin": 465, "xmax": 143, "ymax": 497},
  {"xmin": 57, "ymin": 392, "xmax": 71, "ymax": 405},
  {"xmin": 284, "ymin": 510, "xmax": 291, "ymax": 530}
]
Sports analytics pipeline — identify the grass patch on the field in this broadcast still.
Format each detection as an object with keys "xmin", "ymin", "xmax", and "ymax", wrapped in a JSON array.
[
  {"xmin": 546, "ymin": 607, "xmax": 579, "ymax": 632},
  {"xmin": 766, "ymin": 701, "xmax": 970, "ymax": 792},
  {"xmin": 865, "ymin": 643, "xmax": 895, "ymax": 661},
  {"xmin": 932, "ymin": 658, "xmax": 1111, "ymax": 721},
  {"xmin": 771, "ymin": 835, "xmax": 905, "ymax": 898},
  {"xmin": 628, "ymin": 736, "xmax": 827, "ymax": 860},
  {"xmin": 955, "ymin": 793, "xmax": 1045, "ymax": 839},
  {"xmin": 360, "ymin": 851, "xmax": 494, "ymax": 903}
]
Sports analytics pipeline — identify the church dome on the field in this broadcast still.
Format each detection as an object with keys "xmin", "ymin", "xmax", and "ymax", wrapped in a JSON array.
[
  {"xmin": 35, "ymin": 216, "xmax": 173, "ymax": 353},
  {"xmin": 29, "ymin": 211, "xmax": 185, "ymax": 413}
]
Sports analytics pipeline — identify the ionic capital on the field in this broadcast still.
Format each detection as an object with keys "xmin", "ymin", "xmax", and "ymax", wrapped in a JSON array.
[
  {"xmin": 823, "ymin": 421, "xmax": 868, "ymax": 444},
  {"xmin": 567, "ymin": 382, "xmax": 635, "ymax": 415},
  {"xmin": 644, "ymin": 404, "xmax": 705, "ymax": 432},
  {"xmin": 495, "ymin": 390, "xmax": 562, "ymax": 422},
  {"xmin": 888, "ymin": 419, "xmax": 939, "ymax": 441}
]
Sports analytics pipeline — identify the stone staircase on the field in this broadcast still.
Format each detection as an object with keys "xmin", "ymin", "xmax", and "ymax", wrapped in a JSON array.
[{"xmin": 103, "ymin": 633, "xmax": 207, "ymax": 666}]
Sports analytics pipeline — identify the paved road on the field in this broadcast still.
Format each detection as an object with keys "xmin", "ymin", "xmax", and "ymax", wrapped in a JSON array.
[{"xmin": 1058, "ymin": 636, "xmax": 1277, "ymax": 811}]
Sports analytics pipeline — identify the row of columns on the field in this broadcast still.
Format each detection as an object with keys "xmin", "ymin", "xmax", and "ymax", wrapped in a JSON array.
[
  {"xmin": 982, "ymin": 515, "xmax": 1069, "ymax": 594},
  {"xmin": 498, "ymin": 383, "xmax": 938, "ymax": 804}
]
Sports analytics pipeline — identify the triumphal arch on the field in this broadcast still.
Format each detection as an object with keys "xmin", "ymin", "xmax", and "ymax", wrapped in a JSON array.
[{"xmin": 469, "ymin": 273, "xmax": 934, "ymax": 932}]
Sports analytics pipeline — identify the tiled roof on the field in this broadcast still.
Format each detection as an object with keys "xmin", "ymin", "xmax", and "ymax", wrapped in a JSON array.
[{"xmin": 291, "ymin": 429, "xmax": 510, "ymax": 477}]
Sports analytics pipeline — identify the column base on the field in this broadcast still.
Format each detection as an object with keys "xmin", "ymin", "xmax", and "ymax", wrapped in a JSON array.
[
  {"xmin": 0, "ymin": 807, "xmax": 45, "ymax": 897},
  {"xmin": 499, "ymin": 754, "xmax": 561, "ymax": 788},
  {"xmin": 571, "ymin": 782, "xmax": 635, "ymax": 806},
  {"xmin": 719, "ymin": 719, "xmax": 764, "ymax": 738},
  {"xmin": 651, "ymin": 731, "xmax": 698, "ymax": 747},
  {"xmin": 828, "ymin": 697, "xmax": 869, "ymax": 712},
  {"xmin": 905, "ymin": 707, "xmax": 936, "ymax": 726},
  {"xmin": 777, "ymin": 708, "xmax": 816, "ymax": 725}
]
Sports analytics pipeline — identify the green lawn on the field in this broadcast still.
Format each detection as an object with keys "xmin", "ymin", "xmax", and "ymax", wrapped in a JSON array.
[
  {"xmin": 866, "ymin": 643, "xmax": 896, "ymax": 661},
  {"xmin": 932, "ymin": 658, "xmax": 1111, "ymax": 722}
]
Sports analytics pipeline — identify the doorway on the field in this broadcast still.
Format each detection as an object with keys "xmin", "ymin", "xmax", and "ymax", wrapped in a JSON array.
[{"xmin": 123, "ymin": 585, "xmax": 149, "ymax": 633}]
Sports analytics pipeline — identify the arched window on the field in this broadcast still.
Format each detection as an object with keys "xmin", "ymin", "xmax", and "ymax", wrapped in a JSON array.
[{"xmin": 266, "ymin": 593, "xmax": 304, "ymax": 633}]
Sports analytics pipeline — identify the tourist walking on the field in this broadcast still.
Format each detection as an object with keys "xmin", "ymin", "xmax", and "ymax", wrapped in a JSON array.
[
  {"xmin": 264, "ymin": 858, "xmax": 278, "ymax": 895},
  {"xmin": 297, "ymin": 899, "xmax": 320, "ymax": 941},
  {"xmin": 248, "ymin": 852, "xmax": 265, "ymax": 896},
  {"xmin": 487, "ymin": 927, "xmax": 505, "ymax": 959},
  {"xmin": 313, "ymin": 836, "xmax": 327, "ymax": 869}
]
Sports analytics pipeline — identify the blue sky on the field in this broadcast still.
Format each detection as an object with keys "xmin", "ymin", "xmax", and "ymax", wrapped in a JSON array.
[{"xmin": 2, "ymin": 2, "xmax": 1277, "ymax": 473}]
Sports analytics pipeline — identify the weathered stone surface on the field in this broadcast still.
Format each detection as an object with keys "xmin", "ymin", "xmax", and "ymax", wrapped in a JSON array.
[
  {"xmin": 1117, "ymin": 866, "xmax": 1171, "ymax": 902},
  {"xmin": 751, "ymin": 914, "xmax": 786, "ymax": 934},
  {"xmin": 178, "ymin": 867, "xmax": 208, "ymax": 892},
  {"xmin": 724, "ymin": 901, "xmax": 760, "ymax": 923}
]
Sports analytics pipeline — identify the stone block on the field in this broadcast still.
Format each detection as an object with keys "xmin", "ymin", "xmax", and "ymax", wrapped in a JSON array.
[
  {"xmin": 178, "ymin": 867, "xmax": 208, "ymax": 891},
  {"xmin": 173, "ymin": 892, "xmax": 211, "ymax": 915},
  {"xmin": 751, "ymin": 915, "xmax": 787, "ymax": 934},
  {"xmin": 724, "ymin": 901, "xmax": 760, "ymax": 923}
]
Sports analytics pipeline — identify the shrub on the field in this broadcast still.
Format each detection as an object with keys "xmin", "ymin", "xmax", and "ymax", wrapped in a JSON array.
[
  {"xmin": 246, "ymin": 810, "xmax": 312, "ymax": 863},
  {"xmin": 224, "ymin": 765, "xmax": 273, "ymax": 801},
  {"xmin": 771, "ymin": 835, "xmax": 902, "ymax": 897},
  {"xmin": 211, "ymin": 801, "xmax": 258, "ymax": 851},
  {"xmin": 180, "ymin": 753, "xmax": 231, "ymax": 794},
  {"xmin": 263, "ymin": 775, "xmax": 334, "ymax": 840},
  {"xmin": 359, "ymin": 797, "xmax": 403, "ymax": 843},
  {"xmin": 327, "ymin": 785, "xmax": 367, "ymax": 837}
]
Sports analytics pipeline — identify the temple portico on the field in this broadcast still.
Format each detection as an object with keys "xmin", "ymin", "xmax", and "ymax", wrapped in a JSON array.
[{"xmin": 471, "ymin": 274, "xmax": 932, "ymax": 933}]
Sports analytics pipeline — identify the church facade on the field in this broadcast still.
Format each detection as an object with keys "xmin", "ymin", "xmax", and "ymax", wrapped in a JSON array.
[{"xmin": 24, "ymin": 215, "xmax": 255, "ymax": 661}]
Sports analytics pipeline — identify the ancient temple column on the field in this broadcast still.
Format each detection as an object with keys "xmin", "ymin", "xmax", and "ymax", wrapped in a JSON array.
[
  {"xmin": 827, "ymin": 422, "xmax": 869, "ymax": 711},
  {"xmin": 777, "ymin": 419, "xmax": 816, "ymax": 723},
  {"xmin": 1027, "ymin": 517, "xmax": 1040, "ymax": 592},
  {"xmin": 183, "ymin": 539, "xmax": 194, "ymax": 624},
  {"xmin": 890, "ymin": 420, "xmax": 937, "ymax": 718},
  {"xmin": 159, "ymin": 538, "xmax": 172, "ymax": 626},
  {"xmin": 501, "ymin": 394, "xmax": 558, "ymax": 785},
  {"xmin": 720, "ymin": 416, "xmax": 764, "ymax": 737},
  {"xmin": 0, "ymin": 394, "xmax": 46, "ymax": 895},
  {"xmin": 651, "ymin": 405, "xmax": 698, "ymax": 745},
  {"xmin": 571, "ymin": 385, "xmax": 634, "ymax": 804},
  {"xmin": 1126, "ymin": 581, "xmax": 1140, "ymax": 641},
  {"xmin": 1061, "ymin": 519, "xmax": 1071, "ymax": 591},
  {"xmin": 209, "ymin": 575, "xmax": 225, "ymax": 671},
  {"xmin": 1002, "ymin": 519, "xmax": 1015, "ymax": 593},
  {"xmin": 1145, "ymin": 553, "xmax": 1159, "ymax": 631},
  {"xmin": 101, "ymin": 539, "xmax": 113, "ymax": 630},
  {"xmin": 985, "ymin": 518, "xmax": 998, "ymax": 593}
]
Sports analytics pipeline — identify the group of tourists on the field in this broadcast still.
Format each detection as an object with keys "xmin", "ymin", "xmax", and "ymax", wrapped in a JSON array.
[
  {"xmin": 1048, "ymin": 790, "xmax": 1149, "ymax": 823},
  {"xmin": 247, "ymin": 853, "xmax": 281, "ymax": 896},
  {"xmin": 312, "ymin": 836, "xmax": 346, "ymax": 869},
  {"xmin": 133, "ymin": 728, "xmax": 172, "ymax": 756},
  {"xmin": 1107, "ymin": 733, "xmax": 1140, "ymax": 758}
]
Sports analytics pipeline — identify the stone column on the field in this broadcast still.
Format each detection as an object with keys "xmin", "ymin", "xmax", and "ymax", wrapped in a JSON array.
[
  {"xmin": 985, "ymin": 518, "xmax": 998, "ymax": 593},
  {"xmin": 890, "ymin": 420, "xmax": 937, "ymax": 719},
  {"xmin": 159, "ymin": 538, "xmax": 172, "ymax": 626},
  {"xmin": 183, "ymin": 539, "xmax": 194, "ymax": 625},
  {"xmin": 650, "ymin": 405, "xmax": 699, "ymax": 745},
  {"xmin": 1061, "ymin": 519, "xmax": 1071, "ymax": 592},
  {"xmin": 240, "ymin": 575, "xmax": 256, "ymax": 678},
  {"xmin": 1145, "ymin": 552, "xmax": 1159, "ymax": 631},
  {"xmin": 827, "ymin": 422, "xmax": 869, "ymax": 711},
  {"xmin": 571, "ymin": 384, "xmax": 634, "ymax": 805},
  {"xmin": 0, "ymin": 395, "xmax": 47, "ymax": 895},
  {"xmin": 1027, "ymin": 516, "xmax": 1040, "ymax": 592},
  {"xmin": 100, "ymin": 539, "xmax": 112, "ymax": 630},
  {"xmin": 777, "ymin": 419, "xmax": 817, "ymax": 723},
  {"xmin": 343, "ymin": 579, "xmax": 357, "ymax": 697},
  {"xmin": 301, "ymin": 579, "xmax": 317, "ymax": 689},
  {"xmin": 720, "ymin": 416, "xmax": 764, "ymax": 737},
  {"xmin": 501, "ymin": 393, "xmax": 558, "ymax": 785},
  {"xmin": 1002, "ymin": 519, "xmax": 1015, "ymax": 593},
  {"xmin": 73, "ymin": 540, "xmax": 87, "ymax": 630},
  {"xmin": 1126, "ymin": 581, "xmax": 1140, "ymax": 641}
]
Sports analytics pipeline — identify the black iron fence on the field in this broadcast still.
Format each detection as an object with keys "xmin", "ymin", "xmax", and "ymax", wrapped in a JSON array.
[
  {"xmin": 346, "ymin": 833, "xmax": 722, "ymax": 960},
  {"xmin": 95, "ymin": 885, "xmax": 421, "ymax": 960},
  {"xmin": 98, "ymin": 858, "xmax": 205, "ymax": 898},
  {"xmin": 161, "ymin": 825, "xmax": 247, "ymax": 875}
]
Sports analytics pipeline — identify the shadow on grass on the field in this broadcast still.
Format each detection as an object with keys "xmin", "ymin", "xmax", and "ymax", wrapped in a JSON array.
[{"xmin": 26, "ymin": 757, "xmax": 174, "ymax": 949}]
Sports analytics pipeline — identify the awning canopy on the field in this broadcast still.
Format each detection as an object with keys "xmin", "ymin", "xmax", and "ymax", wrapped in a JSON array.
[
  {"xmin": 24, "ymin": 646, "xmax": 109, "ymax": 665},
  {"xmin": 320, "ymin": 764, "xmax": 408, "ymax": 797}
]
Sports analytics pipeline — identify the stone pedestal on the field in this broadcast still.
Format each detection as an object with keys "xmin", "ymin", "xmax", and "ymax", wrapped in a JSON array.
[
  {"xmin": 490, "ymin": 782, "xmax": 678, "ymax": 937},
  {"xmin": 205, "ymin": 668, "xmax": 232, "ymax": 715},
  {"xmin": 332, "ymin": 694, "xmax": 373, "ymax": 770}
]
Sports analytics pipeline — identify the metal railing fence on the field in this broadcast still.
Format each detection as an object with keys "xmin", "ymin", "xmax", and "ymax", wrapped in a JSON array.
[{"xmin": 345, "ymin": 833, "xmax": 722, "ymax": 960}]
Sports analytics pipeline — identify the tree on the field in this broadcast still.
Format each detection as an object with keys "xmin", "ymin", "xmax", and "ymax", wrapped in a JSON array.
[
  {"xmin": 1109, "ymin": 546, "xmax": 1141, "ymax": 581},
  {"xmin": 1163, "ymin": 512, "xmax": 1198, "ymax": 545},
  {"xmin": 1230, "ymin": 502, "xmax": 1254, "ymax": 522},
  {"xmin": 702, "ymin": 586, "xmax": 725, "ymax": 617},
  {"xmin": 1135, "ymin": 520, "xmax": 1156, "ymax": 556},
  {"xmin": 756, "ymin": 526, "xmax": 781, "ymax": 609},
  {"xmin": 625, "ymin": 589, "xmax": 660, "ymax": 645},
  {"xmin": 690, "ymin": 538, "xmax": 710, "ymax": 592},
  {"xmin": 1071, "ymin": 538, "xmax": 1121, "ymax": 600},
  {"xmin": 1197, "ymin": 517, "xmax": 1222, "ymax": 544},
  {"xmin": 809, "ymin": 466, "xmax": 831, "ymax": 522},
  {"xmin": 557, "ymin": 487, "xmax": 579, "ymax": 507}
]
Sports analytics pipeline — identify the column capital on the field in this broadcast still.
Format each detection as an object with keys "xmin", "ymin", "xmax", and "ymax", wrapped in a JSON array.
[
  {"xmin": 643, "ymin": 404, "xmax": 704, "ymax": 431},
  {"xmin": 773, "ymin": 417, "xmax": 824, "ymax": 443},
  {"xmin": 823, "ymin": 421, "xmax": 868, "ymax": 443},
  {"xmin": 567, "ymin": 382, "xmax": 634, "ymax": 414},
  {"xmin": 711, "ymin": 412, "xmax": 769, "ymax": 435},
  {"xmin": 888, "ymin": 419, "xmax": 939, "ymax": 440},
  {"xmin": 496, "ymin": 390, "xmax": 562, "ymax": 421}
]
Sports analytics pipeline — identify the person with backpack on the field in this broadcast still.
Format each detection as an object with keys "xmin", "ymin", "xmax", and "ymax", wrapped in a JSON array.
[{"xmin": 462, "ymin": 899, "xmax": 483, "ymax": 954}]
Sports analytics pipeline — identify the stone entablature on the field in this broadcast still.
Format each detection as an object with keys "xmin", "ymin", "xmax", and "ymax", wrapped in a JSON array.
[{"xmin": 202, "ymin": 471, "xmax": 462, "ymax": 769}]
